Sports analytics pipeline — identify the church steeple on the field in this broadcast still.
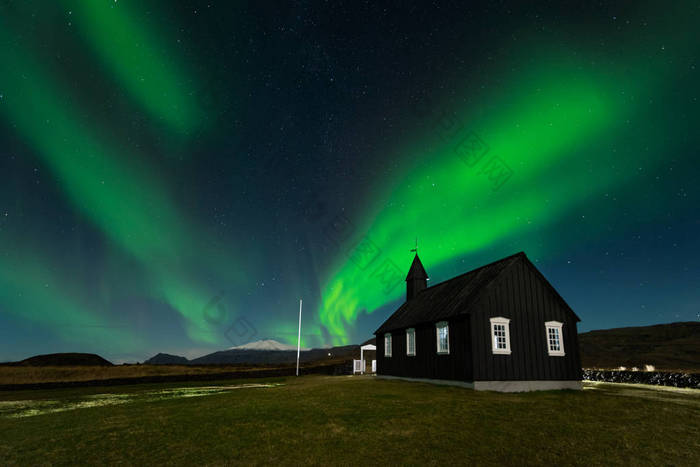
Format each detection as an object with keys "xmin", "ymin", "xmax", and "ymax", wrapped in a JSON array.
[{"xmin": 406, "ymin": 254, "xmax": 428, "ymax": 301}]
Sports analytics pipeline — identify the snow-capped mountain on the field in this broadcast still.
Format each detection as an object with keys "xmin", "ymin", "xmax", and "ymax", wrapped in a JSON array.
[
  {"xmin": 144, "ymin": 339, "xmax": 369, "ymax": 365},
  {"xmin": 229, "ymin": 339, "xmax": 309, "ymax": 351}
]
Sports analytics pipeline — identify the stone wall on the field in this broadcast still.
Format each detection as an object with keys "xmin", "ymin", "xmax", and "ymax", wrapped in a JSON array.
[{"xmin": 583, "ymin": 369, "xmax": 700, "ymax": 389}]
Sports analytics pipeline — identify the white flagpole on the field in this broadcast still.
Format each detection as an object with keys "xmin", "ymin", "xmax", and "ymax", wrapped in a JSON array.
[{"xmin": 296, "ymin": 299, "xmax": 302, "ymax": 376}]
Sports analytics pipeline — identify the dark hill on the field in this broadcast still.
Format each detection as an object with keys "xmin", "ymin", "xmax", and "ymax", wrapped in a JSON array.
[
  {"xmin": 15, "ymin": 353, "xmax": 113, "ymax": 366},
  {"xmin": 144, "ymin": 353, "xmax": 190, "ymax": 365},
  {"xmin": 579, "ymin": 321, "xmax": 700, "ymax": 371}
]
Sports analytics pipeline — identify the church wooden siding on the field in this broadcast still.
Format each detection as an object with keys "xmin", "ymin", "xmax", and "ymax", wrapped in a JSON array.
[
  {"xmin": 376, "ymin": 316, "xmax": 473, "ymax": 382},
  {"xmin": 470, "ymin": 258, "xmax": 582, "ymax": 381}
]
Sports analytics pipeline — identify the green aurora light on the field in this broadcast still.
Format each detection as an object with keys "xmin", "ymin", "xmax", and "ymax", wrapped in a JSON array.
[
  {"xmin": 316, "ymin": 35, "xmax": 696, "ymax": 344},
  {"xmin": 0, "ymin": 17, "xmax": 245, "ymax": 347},
  {"xmin": 0, "ymin": 2, "xmax": 697, "ymax": 359},
  {"xmin": 64, "ymin": 0, "xmax": 204, "ymax": 134}
]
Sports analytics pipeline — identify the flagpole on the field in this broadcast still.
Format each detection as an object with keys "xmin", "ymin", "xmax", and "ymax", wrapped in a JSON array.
[{"xmin": 296, "ymin": 299, "xmax": 302, "ymax": 376}]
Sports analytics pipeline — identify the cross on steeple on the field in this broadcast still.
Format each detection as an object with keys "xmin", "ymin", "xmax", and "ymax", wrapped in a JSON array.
[{"xmin": 410, "ymin": 237, "xmax": 418, "ymax": 254}]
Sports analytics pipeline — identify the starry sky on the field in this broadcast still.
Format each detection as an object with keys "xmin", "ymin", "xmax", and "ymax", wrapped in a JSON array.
[{"xmin": 0, "ymin": 1, "xmax": 698, "ymax": 363}]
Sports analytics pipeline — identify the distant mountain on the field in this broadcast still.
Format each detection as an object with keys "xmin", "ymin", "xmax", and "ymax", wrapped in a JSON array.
[
  {"xmin": 144, "ymin": 353, "xmax": 190, "ymax": 365},
  {"xmin": 189, "ymin": 344, "xmax": 361, "ymax": 366},
  {"xmin": 6, "ymin": 353, "xmax": 114, "ymax": 366},
  {"xmin": 580, "ymin": 321, "xmax": 700, "ymax": 370},
  {"xmin": 229, "ymin": 339, "xmax": 309, "ymax": 351}
]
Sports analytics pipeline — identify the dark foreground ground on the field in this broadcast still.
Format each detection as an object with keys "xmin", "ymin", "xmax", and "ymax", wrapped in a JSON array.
[
  {"xmin": 0, "ymin": 361, "xmax": 349, "ymax": 390},
  {"xmin": 0, "ymin": 375, "xmax": 698, "ymax": 465}
]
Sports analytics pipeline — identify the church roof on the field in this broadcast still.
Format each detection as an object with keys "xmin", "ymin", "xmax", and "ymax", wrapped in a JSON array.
[{"xmin": 375, "ymin": 251, "xmax": 577, "ymax": 334}]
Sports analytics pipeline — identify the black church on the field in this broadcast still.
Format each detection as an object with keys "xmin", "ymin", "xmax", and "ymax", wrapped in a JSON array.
[{"xmin": 374, "ymin": 252, "xmax": 582, "ymax": 391}]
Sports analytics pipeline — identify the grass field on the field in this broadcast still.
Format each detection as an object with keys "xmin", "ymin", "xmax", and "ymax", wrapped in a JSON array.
[{"xmin": 1, "ymin": 376, "xmax": 698, "ymax": 465}]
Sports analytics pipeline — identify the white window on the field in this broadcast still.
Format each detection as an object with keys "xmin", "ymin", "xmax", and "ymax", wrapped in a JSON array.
[
  {"xmin": 406, "ymin": 328, "xmax": 416, "ymax": 356},
  {"xmin": 436, "ymin": 321, "xmax": 449, "ymax": 354},
  {"xmin": 384, "ymin": 333, "xmax": 392, "ymax": 357},
  {"xmin": 489, "ymin": 317, "xmax": 512, "ymax": 355},
  {"xmin": 545, "ymin": 321, "xmax": 565, "ymax": 356}
]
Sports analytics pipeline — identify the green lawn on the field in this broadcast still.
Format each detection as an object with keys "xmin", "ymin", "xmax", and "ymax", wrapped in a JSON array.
[{"xmin": 1, "ymin": 376, "xmax": 698, "ymax": 465}]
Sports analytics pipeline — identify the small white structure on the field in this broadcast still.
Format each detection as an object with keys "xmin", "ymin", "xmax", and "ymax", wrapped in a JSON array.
[{"xmin": 354, "ymin": 344, "xmax": 376, "ymax": 374}]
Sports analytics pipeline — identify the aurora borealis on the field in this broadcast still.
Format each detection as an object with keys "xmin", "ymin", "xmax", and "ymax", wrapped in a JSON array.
[{"xmin": 0, "ymin": 2, "xmax": 698, "ymax": 362}]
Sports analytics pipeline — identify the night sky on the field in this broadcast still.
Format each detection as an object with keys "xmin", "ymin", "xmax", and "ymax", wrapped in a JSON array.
[{"xmin": 1, "ymin": 1, "xmax": 698, "ymax": 363}]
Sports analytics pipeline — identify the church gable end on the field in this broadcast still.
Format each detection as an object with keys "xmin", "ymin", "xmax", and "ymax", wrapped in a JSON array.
[{"xmin": 470, "ymin": 255, "xmax": 583, "ymax": 382}]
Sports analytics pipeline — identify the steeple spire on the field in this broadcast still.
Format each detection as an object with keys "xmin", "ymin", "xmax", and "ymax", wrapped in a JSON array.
[{"xmin": 405, "ymin": 253, "xmax": 428, "ymax": 301}]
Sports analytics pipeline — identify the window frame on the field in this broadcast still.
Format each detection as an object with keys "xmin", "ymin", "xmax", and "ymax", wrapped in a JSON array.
[
  {"xmin": 406, "ymin": 328, "xmax": 416, "ymax": 356},
  {"xmin": 545, "ymin": 321, "xmax": 565, "ymax": 356},
  {"xmin": 384, "ymin": 333, "xmax": 392, "ymax": 358},
  {"xmin": 489, "ymin": 317, "xmax": 512, "ymax": 355},
  {"xmin": 435, "ymin": 321, "xmax": 450, "ymax": 355}
]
